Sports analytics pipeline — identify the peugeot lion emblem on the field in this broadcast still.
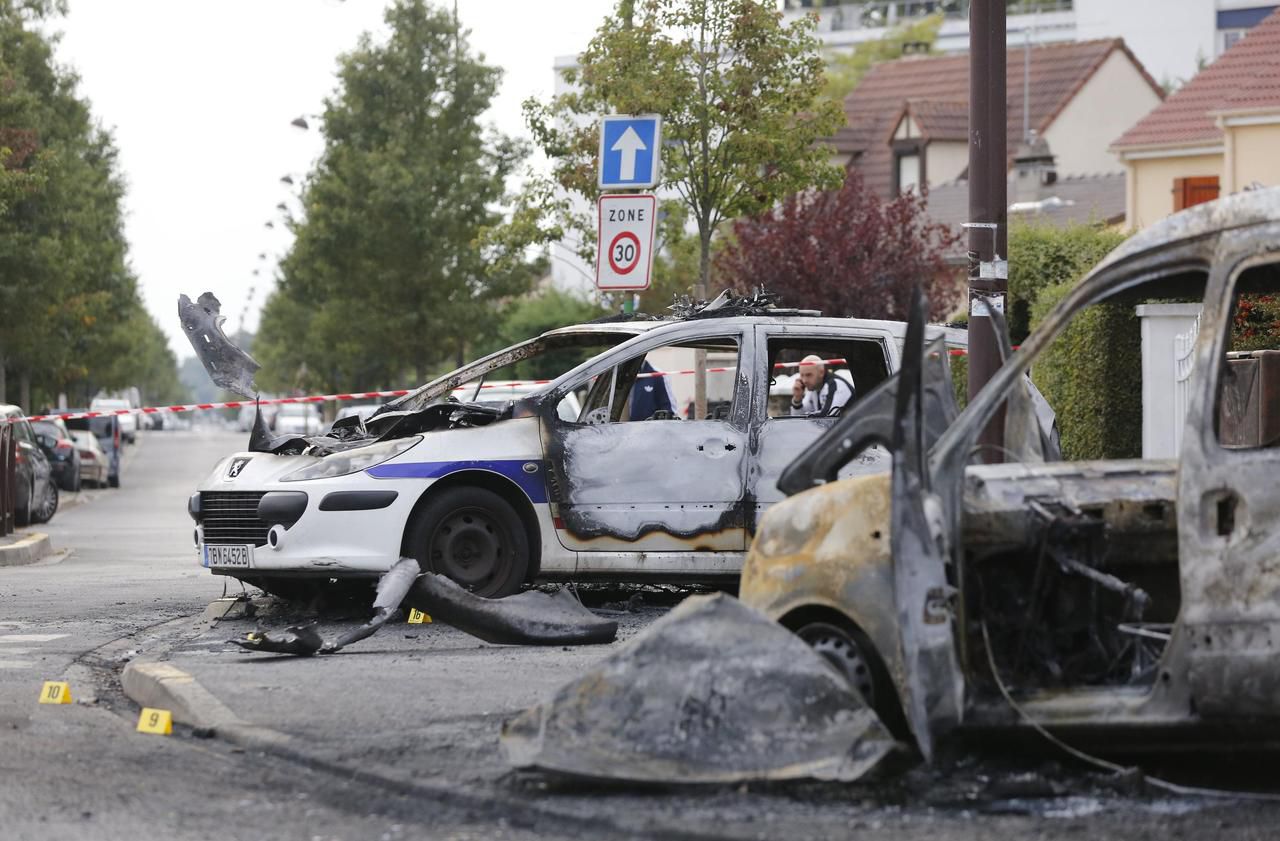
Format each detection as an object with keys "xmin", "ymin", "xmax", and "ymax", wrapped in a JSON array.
[{"xmin": 226, "ymin": 457, "xmax": 251, "ymax": 479}]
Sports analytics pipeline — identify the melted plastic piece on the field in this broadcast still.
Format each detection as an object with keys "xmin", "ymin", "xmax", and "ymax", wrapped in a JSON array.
[
  {"xmin": 233, "ymin": 561, "xmax": 617, "ymax": 656},
  {"xmin": 501, "ymin": 593, "xmax": 894, "ymax": 784}
]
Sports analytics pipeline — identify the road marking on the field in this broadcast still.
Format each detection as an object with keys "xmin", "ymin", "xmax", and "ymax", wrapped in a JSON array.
[
  {"xmin": 0, "ymin": 634, "xmax": 68, "ymax": 643},
  {"xmin": 0, "ymin": 660, "xmax": 35, "ymax": 669}
]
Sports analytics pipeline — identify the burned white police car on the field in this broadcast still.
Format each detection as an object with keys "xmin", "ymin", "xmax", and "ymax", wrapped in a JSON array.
[{"xmin": 182, "ymin": 291, "xmax": 963, "ymax": 599}]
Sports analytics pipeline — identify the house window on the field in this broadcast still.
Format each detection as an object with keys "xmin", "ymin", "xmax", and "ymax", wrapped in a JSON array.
[
  {"xmin": 1173, "ymin": 176, "xmax": 1219, "ymax": 212},
  {"xmin": 896, "ymin": 151, "xmax": 922, "ymax": 195}
]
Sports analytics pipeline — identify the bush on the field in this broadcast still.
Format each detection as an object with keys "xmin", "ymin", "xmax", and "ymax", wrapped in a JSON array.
[
  {"xmin": 1029, "ymin": 281, "xmax": 1142, "ymax": 461},
  {"xmin": 1007, "ymin": 221, "xmax": 1128, "ymax": 344}
]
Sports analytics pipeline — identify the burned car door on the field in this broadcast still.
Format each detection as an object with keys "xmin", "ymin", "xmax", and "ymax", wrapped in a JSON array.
[
  {"xmin": 1178, "ymin": 244, "xmax": 1280, "ymax": 718},
  {"xmin": 541, "ymin": 332, "xmax": 750, "ymax": 553},
  {"xmin": 887, "ymin": 290, "xmax": 965, "ymax": 759}
]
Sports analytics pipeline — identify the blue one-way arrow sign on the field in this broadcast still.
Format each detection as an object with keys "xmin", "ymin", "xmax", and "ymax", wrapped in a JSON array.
[{"xmin": 598, "ymin": 114, "xmax": 662, "ymax": 190}]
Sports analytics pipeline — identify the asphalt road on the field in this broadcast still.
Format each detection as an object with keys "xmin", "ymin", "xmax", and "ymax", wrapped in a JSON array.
[{"xmin": 2, "ymin": 425, "xmax": 1278, "ymax": 840}]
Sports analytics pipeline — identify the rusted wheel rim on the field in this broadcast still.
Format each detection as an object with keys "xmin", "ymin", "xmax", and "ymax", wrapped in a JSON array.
[
  {"xmin": 798, "ymin": 622, "xmax": 876, "ymax": 707},
  {"xmin": 431, "ymin": 506, "xmax": 507, "ymax": 589}
]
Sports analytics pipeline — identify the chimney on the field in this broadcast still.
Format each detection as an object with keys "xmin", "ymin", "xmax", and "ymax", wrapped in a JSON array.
[{"xmin": 1011, "ymin": 132, "xmax": 1057, "ymax": 205}]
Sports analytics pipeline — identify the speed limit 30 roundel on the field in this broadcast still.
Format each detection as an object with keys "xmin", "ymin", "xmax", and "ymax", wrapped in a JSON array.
[
  {"xmin": 607, "ymin": 231, "xmax": 641, "ymax": 275},
  {"xmin": 596, "ymin": 193, "xmax": 656, "ymax": 291}
]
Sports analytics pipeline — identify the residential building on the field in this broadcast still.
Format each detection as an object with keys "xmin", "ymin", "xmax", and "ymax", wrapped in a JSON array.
[
  {"xmin": 836, "ymin": 38, "xmax": 1163, "ymax": 200},
  {"xmin": 783, "ymin": 1, "xmax": 1279, "ymax": 90},
  {"xmin": 1111, "ymin": 7, "xmax": 1280, "ymax": 229}
]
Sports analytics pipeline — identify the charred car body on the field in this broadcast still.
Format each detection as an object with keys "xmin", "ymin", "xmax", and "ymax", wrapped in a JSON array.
[
  {"xmin": 182, "ymin": 291, "xmax": 964, "ymax": 597},
  {"xmin": 741, "ymin": 188, "xmax": 1280, "ymax": 765}
]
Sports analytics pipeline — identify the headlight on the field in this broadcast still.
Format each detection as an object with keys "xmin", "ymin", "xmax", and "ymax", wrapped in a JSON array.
[{"xmin": 280, "ymin": 437, "xmax": 421, "ymax": 482}]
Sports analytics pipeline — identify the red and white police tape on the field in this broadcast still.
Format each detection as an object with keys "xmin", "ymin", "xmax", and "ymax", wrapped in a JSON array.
[{"xmin": 10, "ymin": 351, "xmax": 970, "ymax": 424}]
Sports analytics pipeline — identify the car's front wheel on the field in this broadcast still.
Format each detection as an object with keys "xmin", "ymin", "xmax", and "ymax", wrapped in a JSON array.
[{"xmin": 408, "ymin": 487, "xmax": 528, "ymax": 598}]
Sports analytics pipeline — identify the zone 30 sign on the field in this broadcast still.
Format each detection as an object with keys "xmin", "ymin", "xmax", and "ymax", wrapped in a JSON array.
[{"xmin": 596, "ymin": 193, "xmax": 657, "ymax": 291}]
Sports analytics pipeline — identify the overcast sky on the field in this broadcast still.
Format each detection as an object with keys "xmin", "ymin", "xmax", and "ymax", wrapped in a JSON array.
[{"xmin": 45, "ymin": 0, "xmax": 613, "ymax": 361}]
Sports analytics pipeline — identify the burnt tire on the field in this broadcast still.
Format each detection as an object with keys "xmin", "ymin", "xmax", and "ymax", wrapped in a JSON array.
[
  {"xmin": 796, "ymin": 620, "xmax": 910, "ymax": 739},
  {"xmin": 408, "ymin": 487, "xmax": 528, "ymax": 598}
]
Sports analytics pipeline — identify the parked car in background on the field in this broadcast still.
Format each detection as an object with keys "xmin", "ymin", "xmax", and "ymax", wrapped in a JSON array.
[
  {"xmin": 33, "ymin": 418, "xmax": 82, "ymax": 492},
  {"xmin": 90, "ymin": 397, "xmax": 137, "ymax": 444},
  {"xmin": 69, "ymin": 429, "xmax": 109, "ymax": 488},
  {"xmin": 65, "ymin": 413, "xmax": 121, "ymax": 488},
  {"xmin": 464, "ymin": 381, "xmax": 582, "ymax": 422},
  {"xmin": 2, "ymin": 404, "xmax": 56, "ymax": 525},
  {"xmin": 273, "ymin": 402, "xmax": 324, "ymax": 436},
  {"xmin": 333, "ymin": 403, "xmax": 384, "ymax": 425}
]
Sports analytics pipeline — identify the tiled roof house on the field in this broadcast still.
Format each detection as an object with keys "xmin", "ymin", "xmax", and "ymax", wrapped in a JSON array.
[
  {"xmin": 836, "ymin": 39, "xmax": 1165, "ymax": 201},
  {"xmin": 1112, "ymin": 8, "xmax": 1280, "ymax": 228}
]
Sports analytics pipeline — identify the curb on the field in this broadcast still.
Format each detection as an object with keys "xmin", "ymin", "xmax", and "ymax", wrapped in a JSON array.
[
  {"xmin": 0, "ymin": 531, "xmax": 54, "ymax": 567},
  {"xmin": 120, "ymin": 660, "xmax": 291, "ymax": 748}
]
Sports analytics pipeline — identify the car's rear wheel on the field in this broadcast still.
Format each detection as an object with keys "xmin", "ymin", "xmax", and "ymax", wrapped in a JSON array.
[
  {"xmin": 408, "ymin": 487, "xmax": 528, "ymax": 598},
  {"xmin": 33, "ymin": 482, "xmax": 58, "ymax": 524}
]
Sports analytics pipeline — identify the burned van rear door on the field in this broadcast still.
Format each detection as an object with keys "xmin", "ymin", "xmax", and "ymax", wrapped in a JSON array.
[{"xmin": 1179, "ymin": 241, "xmax": 1280, "ymax": 717}]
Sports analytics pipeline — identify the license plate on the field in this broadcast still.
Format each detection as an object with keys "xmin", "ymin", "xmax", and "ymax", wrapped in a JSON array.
[{"xmin": 203, "ymin": 544, "xmax": 253, "ymax": 569}]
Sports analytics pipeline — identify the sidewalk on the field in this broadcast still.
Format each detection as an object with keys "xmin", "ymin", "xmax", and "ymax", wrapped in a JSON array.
[{"xmin": 0, "ymin": 530, "xmax": 53, "ymax": 566}]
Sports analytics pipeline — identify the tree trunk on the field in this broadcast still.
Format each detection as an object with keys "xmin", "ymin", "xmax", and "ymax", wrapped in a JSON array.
[
  {"xmin": 0, "ymin": 349, "xmax": 6, "ymax": 405},
  {"xmin": 19, "ymin": 372, "xmax": 30, "ymax": 413}
]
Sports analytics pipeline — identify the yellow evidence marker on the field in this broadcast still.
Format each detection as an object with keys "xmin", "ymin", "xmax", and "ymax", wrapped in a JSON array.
[
  {"xmin": 407, "ymin": 608, "xmax": 432, "ymax": 624},
  {"xmin": 136, "ymin": 708, "xmax": 173, "ymax": 735},
  {"xmin": 39, "ymin": 681, "xmax": 72, "ymax": 704}
]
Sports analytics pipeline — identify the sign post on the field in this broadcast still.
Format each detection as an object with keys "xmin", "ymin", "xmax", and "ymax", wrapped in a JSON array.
[{"xmin": 596, "ymin": 194, "xmax": 657, "ymax": 291}]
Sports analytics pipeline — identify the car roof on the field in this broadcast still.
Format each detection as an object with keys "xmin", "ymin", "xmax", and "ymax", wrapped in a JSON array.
[{"xmin": 540, "ymin": 315, "xmax": 949, "ymax": 341}]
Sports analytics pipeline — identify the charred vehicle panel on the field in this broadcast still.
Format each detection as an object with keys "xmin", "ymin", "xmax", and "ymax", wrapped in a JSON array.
[
  {"xmin": 740, "ymin": 188, "xmax": 1280, "ymax": 761},
  {"xmin": 185, "ymin": 294, "xmax": 964, "ymax": 597}
]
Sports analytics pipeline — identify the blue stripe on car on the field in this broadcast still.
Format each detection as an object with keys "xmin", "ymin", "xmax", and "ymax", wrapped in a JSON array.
[{"xmin": 366, "ymin": 459, "xmax": 549, "ymax": 503}]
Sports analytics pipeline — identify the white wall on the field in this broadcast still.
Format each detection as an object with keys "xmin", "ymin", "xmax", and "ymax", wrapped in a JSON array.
[
  {"xmin": 1042, "ymin": 48, "xmax": 1164, "ymax": 176},
  {"xmin": 1074, "ymin": 0, "xmax": 1217, "ymax": 86}
]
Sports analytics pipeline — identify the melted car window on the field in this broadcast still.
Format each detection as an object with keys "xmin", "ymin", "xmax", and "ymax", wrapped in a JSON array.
[
  {"xmin": 564, "ymin": 338, "xmax": 740, "ymax": 423},
  {"xmin": 1218, "ymin": 261, "xmax": 1280, "ymax": 449}
]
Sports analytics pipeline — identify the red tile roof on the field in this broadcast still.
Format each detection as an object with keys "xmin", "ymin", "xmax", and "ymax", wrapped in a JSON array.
[
  {"xmin": 899, "ymin": 99, "xmax": 970, "ymax": 143},
  {"xmin": 838, "ymin": 39, "xmax": 1160, "ymax": 199},
  {"xmin": 1113, "ymin": 8, "xmax": 1280, "ymax": 150}
]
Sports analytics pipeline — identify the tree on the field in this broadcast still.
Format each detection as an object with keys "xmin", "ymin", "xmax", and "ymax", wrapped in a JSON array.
[
  {"xmin": 820, "ymin": 12, "xmax": 943, "ymax": 103},
  {"xmin": 714, "ymin": 168, "xmax": 960, "ymax": 320},
  {"xmin": 477, "ymin": 288, "xmax": 611, "ymax": 380},
  {"xmin": 260, "ymin": 0, "xmax": 536, "ymax": 393},
  {"xmin": 0, "ymin": 0, "xmax": 177, "ymax": 411},
  {"xmin": 517, "ymin": 0, "xmax": 845, "ymax": 300}
]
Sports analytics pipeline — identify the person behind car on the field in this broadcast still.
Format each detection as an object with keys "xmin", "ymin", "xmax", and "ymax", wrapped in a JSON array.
[
  {"xmin": 628, "ymin": 360, "xmax": 678, "ymax": 420},
  {"xmin": 790, "ymin": 354, "xmax": 855, "ymax": 417}
]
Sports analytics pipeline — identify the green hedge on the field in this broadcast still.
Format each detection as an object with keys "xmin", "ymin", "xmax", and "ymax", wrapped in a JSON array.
[
  {"xmin": 942, "ymin": 223, "xmax": 1134, "ymax": 460},
  {"xmin": 1007, "ymin": 221, "xmax": 1128, "ymax": 344},
  {"xmin": 1029, "ymin": 280, "xmax": 1142, "ymax": 461}
]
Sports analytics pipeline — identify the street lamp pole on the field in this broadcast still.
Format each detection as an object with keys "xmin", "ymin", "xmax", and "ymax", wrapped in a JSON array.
[{"xmin": 967, "ymin": 0, "xmax": 1008, "ymax": 461}]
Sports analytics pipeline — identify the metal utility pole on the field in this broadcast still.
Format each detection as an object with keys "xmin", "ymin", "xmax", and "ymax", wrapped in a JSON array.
[{"xmin": 967, "ymin": 0, "xmax": 1007, "ymax": 461}]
